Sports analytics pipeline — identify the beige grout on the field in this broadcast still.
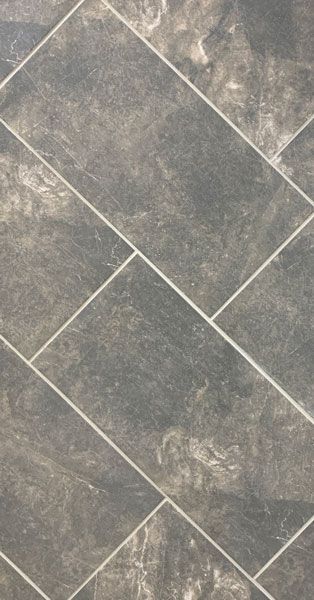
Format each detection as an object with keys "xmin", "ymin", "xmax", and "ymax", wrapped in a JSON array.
[
  {"xmin": 0, "ymin": 333, "xmax": 277, "ymax": 600},
  {"xmin": 1, "ymin": 116, "xmax": 313, "ymax": 428},
  {"xmin": 66, "ymin": 499, "xmax": 167, "ymax": 600},
  {"xmin": 271, "ymin": 114, "xmax": 314, "ymax": 161},
  {"xmin": 101, "ymin": 1, "xmax": 313, "ymax": 208},
  {"xmin": 0, "ymin": 550, "xmax": 51, "ymax": 600},
  {"xmin": 254, "ymin": 514, "xmax": 314, "ymax": 580},
  {"xmin": 29, "ymin": 251, "xmax": 137, "ymax": 363},
  {"xmin": 0, "ymin": 0, "xmax": 88, "ymax": 90}
]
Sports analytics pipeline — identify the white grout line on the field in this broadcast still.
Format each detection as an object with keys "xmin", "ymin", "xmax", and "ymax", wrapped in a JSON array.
[
  {"xmin": 0, "ymin": 551, "xmax": 51, "ymax": 600},
  {"xmin": 0, "ymin": 333, "xmax": 276, "ymax": 600},
  {"xmin": 66, "ymin": 498, "xmax": 167, "ymax": 600},
  {"xmin": 1, "ymin": 117, "xmax": 313, "ymax": 428},
  {"xmin": 271, "ymin": 114, "xmax": 314, "ymax": 161},
  {"xmin": 210, "ymin": 212, "xmax": 314, "ymax": 320},
  {"xmin": 101, "ymin": 1, "xmax": 313, "ymax": 208},
  {"xmin": 254, "ymin": 514, "xmax": 314, "ymax": 580},
  {"xmin": 29, "ymin": 251, "xmax": 137, "ymax": 363},
  {"xmin": 0, "ymin": 0, "xmax": 88, "ymax": 90}
]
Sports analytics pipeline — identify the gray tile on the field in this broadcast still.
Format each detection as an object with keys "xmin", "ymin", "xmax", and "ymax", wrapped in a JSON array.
[
  {"xmin": 0, "ymin": 0, "xmax": 77, "ymax": 81},
  {"xmin": 0, "ymin": 558, "xmax": 42, "ymax": 600},
  {"xmin": 258, "ymin": 522, "xmax": 314, "ymax": 600},
  {"xmin": 74, "ymin": 503, "xmax": 267, "ymax": 600},
  {"xmin": 35, "ymin": 256, "xmax": 314, "ymax": 575},
  {"xmin": 0, "ymin": 123, "xmax": 131, "ymax": 358},
  {"xmin": 110, "ymin": 0, "xmax": 314, "ymax": 158},
  {"xmin": 217, "ymin": 220, "xmax": 314, "ymax": 416},
  {"xmin": 274, "ymin": 120, "xmax": 314, "ymax": 198},
  {"xmin": 0, "ymin": 341, "xmax": 161, "ymax": 600},
  {"xmin": 0, "ymin": 0, "xmax": 311, "ymax": 318}
]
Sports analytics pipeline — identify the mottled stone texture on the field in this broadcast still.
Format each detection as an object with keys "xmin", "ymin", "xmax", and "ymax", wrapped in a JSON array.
[
  {"xmin": 35, "ymin": 256, "xmax": 314, "ymax": 575},
  {"xmin": 0, "ymin": 0, "xmax": 311, "ymax": 318},
  {"xmin": 0, "ymin": 558, "xmax": 42, "ymax": 600},
  {"xmin": 0, "ymin": 0, "xmax": 77, "ymax": 80},
  {"xmin": 217, "ymin": 220, "xmax": 314, "ymax": 416},
  {"xmin": 0, "ymin": 342, "xmax": 161, "ymax": 599},
  {"xmin": 74, "ymin": 504, "xmax": 267, "ymax": 599},
  {"xmin": 259, "ymin": 522, "xmax": 314, "ymax": 600},
  {"xmin": 110, "ymin": 0, "xmax": 314, "ymax": 157},
  {"xmin": 274, "ymin": 119, "xmax": 314, "ymax": 198},
  {"xmin": 0, "ymin": 123, "xmax": 131, "ymax": 358}
]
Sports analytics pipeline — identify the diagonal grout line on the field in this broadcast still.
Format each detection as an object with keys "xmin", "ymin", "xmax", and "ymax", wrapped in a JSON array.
[
  {"xmin": 101, "ymin": 1, "xmax": 313, "ymax": 208},
  {"xmin": 271, "ymin": 114, "xmax": 314, "ymax": 162},
  {"xmin": 0, "ymin": 333, "xmax": 277, "ymax": 600},
  {"xmin": 0, "ymin": 550, "xmax": 51, "ymax": 600},
  {"xmin": 66, "ymin": 498, "xmax": 167, "ymax": 600},
  {"xmin": 29, "ymin": 251, "xmax": 137, "ymax": 363},
  {"xmin": 254, "ymin": 514, "xmax": 314, "ymax": 580},
  {"xmin": 0, "ymin": 0, "xmax": 88, "ymax": 90},
  {"xmin": 1, "ymin": 117, "xmax": 313, "ymax": 427},
  {"xmin": 210, "ymin": 212, "xmax": 314, "ymax": 320}
]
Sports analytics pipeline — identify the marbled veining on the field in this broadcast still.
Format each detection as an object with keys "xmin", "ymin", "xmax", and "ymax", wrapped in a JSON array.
[
  {"xmin": 258, "ymin": 522, "xmax": 314, "ymax": 600},
  {"xmin": 0, "ymin": 0, "xmax": 311, "ymax": 318},
  {"xmin": 74, "ymin": 503, "xmax": 267, "ymax": 599},
  {"xmin": 274, "ymin": 119, "xmax": 314, "ymax": 198},
  {"xmin": 35, "ymin": 256, "xmax": 314, "ymax": 575},
  {"xmin": 0, "ymin": 123, "xmax": 131, "ymax": 358},
  {"xmin": 0, "ymin": 342, "xmax": 161, "ymax": 599},
  {"xmin": 0, "ymin": 558, "xmax": 42, "ymax": 600},
  {"xmin": 110, "ymin": 0, "xmax": 314, "ymax": 157},
  {"xmin": 217, "ymin": 221, "xmax": 314, "ymax": 416},
  {"xmin": 0, "ymin": 0, "xmax": 77, "ymax": 81}
]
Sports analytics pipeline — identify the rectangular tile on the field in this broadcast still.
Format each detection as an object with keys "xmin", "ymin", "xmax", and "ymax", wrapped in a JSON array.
[
  {"xmin": 34, "ymin": 256, "xmax": 314, "ymax": 575},
  {"xmin": 0, "ymin": 0, "xmax": 77, "ymax": 81},
  {"xmin": 0, "ymin": 0, "xmax": 311, "ymax": 318},
  {"xmin": 109, "ymin": 0, "xmax": 314, "ymax": 157},
  {"xmin": 258, "ymin": 522, "xmax": 314, "ymax": 600},
  {"xmin": 0, "ymin": 558, "xmax": 42, "ymax": 600},
  {"xmin": 274, "ymin": 119, "xmax": 314, "ymax": 198},
  {"xmin": 74, "ymin": 503, "xmax": 268, "ymax": 600},
  {"xmin": 0, "ymin": 341, "xmax": 161, "ymax": 600},
  {"xmin": 217, "ymin": 220, "xmax": 314, "ymax": 416},
  {"xmin": 0, "ymin": 123, "xmax": 131, "ymax": 358}
]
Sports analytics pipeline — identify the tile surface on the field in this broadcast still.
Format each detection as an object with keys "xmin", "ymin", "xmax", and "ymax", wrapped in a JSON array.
[
  {"xmin": 0, "ymin": 341, "xmax": 161, "ymax": 599},
  {"xmin": 0, "ymin": 0, "xmax": 312, "ymax": 318},
  {"xmin": 258, "ymin": 522, "xmax": 314, "ymax": 600},
  {"xmin": 274, "ymin": 119, "xmax": 314, "ymax": 198},
  {"xmin": 217, "ymin": 220, "xmax": 314, "ymax": 416},
  {"xmin": 0, "ymin": 558, "xmax": 42, "ymax": 600},
  {"xmin": 110, "ymin": 0, "xmax": 314, "ymax": 157},
  {"xmin": 0, "ymin": 123, "xmax": 131, "ymax": 358},
  {"xmin": 74, "ymin": 503, "xmax": 267, "ymax": 600},
  {"xmin": 35, "ymin": 256, "xmax": 314, "ymax": 575},
  {"xmin": 0, "ymin": 0, "xmax": 77, "ymax": 81}
]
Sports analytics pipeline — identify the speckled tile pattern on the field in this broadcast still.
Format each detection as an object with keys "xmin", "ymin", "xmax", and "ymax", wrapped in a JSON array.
[
  {"xmin": 73, "ymin": 503, "xmax": 268, "ymax": 600},
  {"xmin": 0, "ymin": 0, "xmax": 313, "ymax": 598},
  {"xmin": 0, "ymin": 0, "xmax": 78, "ymax": 81}
]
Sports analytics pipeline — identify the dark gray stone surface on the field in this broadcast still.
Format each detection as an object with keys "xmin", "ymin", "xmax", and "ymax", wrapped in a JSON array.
[
  {"xmin": 0, "ymin": 558, "xmax": 42, "ymax": 600},
  {"xmin": 274, "ymin": 119, "xmax": 314, "ymax": 198}
]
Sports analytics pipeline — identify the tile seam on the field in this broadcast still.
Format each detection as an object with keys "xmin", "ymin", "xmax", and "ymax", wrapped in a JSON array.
[
  {"xmin": 270, "ymin": 114, "xmax": 314, "ymax": 161},
  {"xmin": 0, "ymin": 551, "xmax": 51, "ymax": 600},
  {"xmin": 0, "ymin": 333, "xmax": 276, "ymax": 600},
  {"xmin": 1, "ymin": 117, "xmax": 313, "ymax": 426}
]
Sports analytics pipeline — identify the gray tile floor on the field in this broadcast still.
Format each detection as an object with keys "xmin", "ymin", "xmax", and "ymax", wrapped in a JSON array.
[{"xmin": 0, "ymin": 1, "xmax": 313, "ymax": 599}]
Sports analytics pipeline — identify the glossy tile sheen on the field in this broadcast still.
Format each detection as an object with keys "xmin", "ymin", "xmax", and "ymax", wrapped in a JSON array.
[
  {"xmin": 35, "ymin": 256, "xmax": 314, "ymax": 575},
  {"xmin": 0, "ymin": 0, "xmax": 311, "ymax": 318},
  {"xmin": 0, "ymin": 559, "xmax": 42, "ymax": 600},
  {"xmin": 0, "ymin": 123, "xmax": 131, "ymax": 358},
  {"xmin": 217, "ymin": 221, "xmax": 314, "ymax": 416},
  {"xmin": 274, "ymin": 119, "xmax": 314, "ymax": 198},
  {"xmin": 259, "ymin": 523, "xmax": 314, "ymax": 600},
  {"xmin": 0, "ymin": 0, "xmax": 77, "ymax": 81},
  {"xmin": 0, "ymin": 342, "xmax": 161, "ymax": 600},
  {"xmin": 110, "ymin": 0, "xmax": 314, "ymax": 157},
  {"xmin": 74, "ymin": 503, "xmax": 267, "ymax": 600}
]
